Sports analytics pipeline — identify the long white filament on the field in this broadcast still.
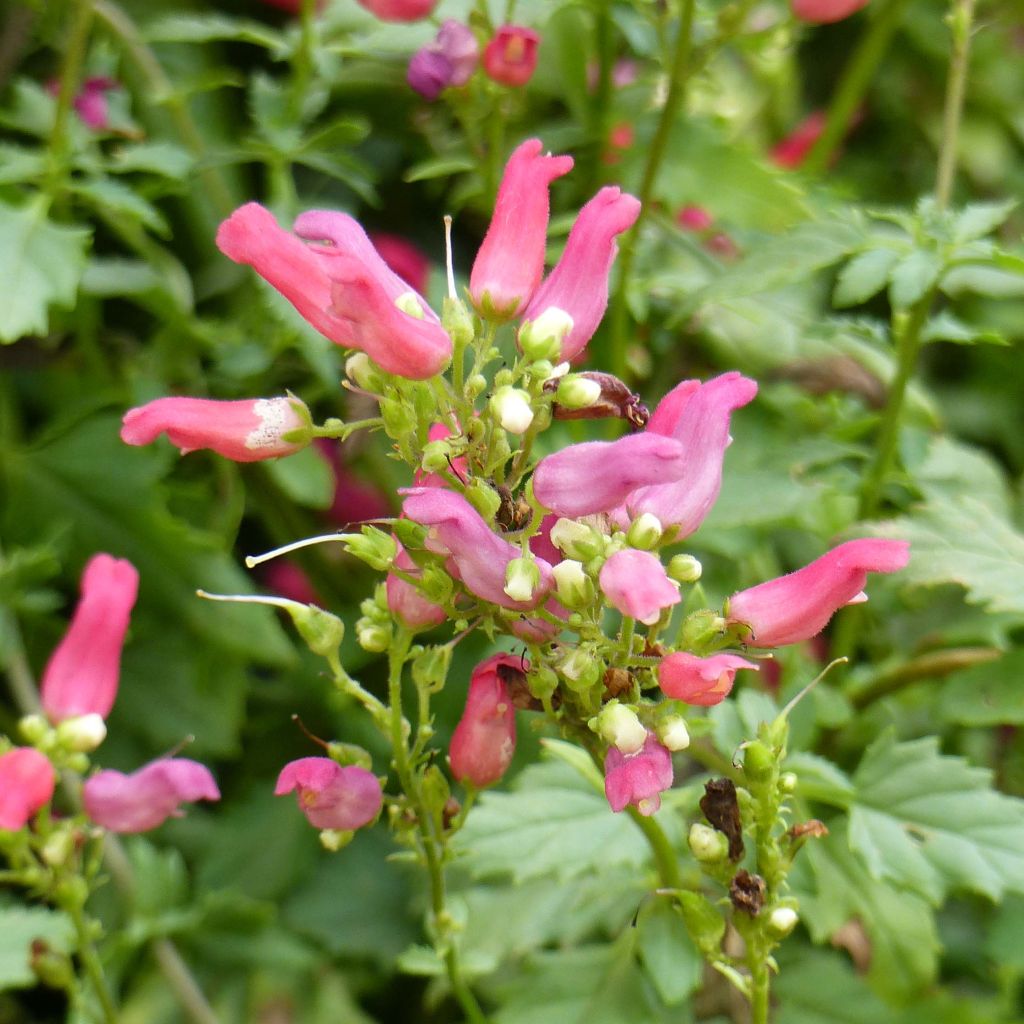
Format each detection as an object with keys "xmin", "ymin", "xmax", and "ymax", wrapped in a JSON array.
[
  {"xmin": 444, "ymin": 214, "xmax": 457, "ymax": 300},
  {"xmin": 242, "ymin": 533, "xmax": 351, "ymax": 569}
]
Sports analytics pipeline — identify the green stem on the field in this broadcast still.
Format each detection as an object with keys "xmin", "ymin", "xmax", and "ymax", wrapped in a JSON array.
[
  {"xmin": 625, "ymin": 807, "xmax": 682, "ymax": 889},
  {"xmin": 290, "ymin": 0, "xmax": 317, "ymax": 118},
  {"xmin": 850, "ymin": 646, "xmax": 999, "ymax": 710},
  {"xmin": 934, "ymin": 0, "xmax": 977, "ymax": 209},
  {"xmin": 587, "ymin": 0, "xmax": 614, "ymax": 188},
  {"xmin": 67, "ymin": 901, "xmax": 119, "ymax": 1024},
  {"xmin": 802, "ymin": 0, "xmax": 912, "ymax": 176},
  {"xmin": 608, "ymin": 0, "xmax": 697, "ymax": 381},
  {"xmin": 749, "ymin": 952, "xmax": 771, "ymax": 1024}
]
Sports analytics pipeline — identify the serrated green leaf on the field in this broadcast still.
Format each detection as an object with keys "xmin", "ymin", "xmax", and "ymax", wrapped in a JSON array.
[
  {"xmin": 783, "ymin": 752, "xmax": 855, "ymax": 807},
  {"xmin": 888, "ymin": 249, "xmax": 942, "ymax": 309},
  {"xmin": 636, "ymin": 901, "xmax": 701, "ymax": 1006},
  {"xmin": 952, "ymin": 200, "xmax": 1017, "ymax": 243},
  {"xmin": 72, "ymin": 178, "xmax": 170, "ymax": 236},
  {"xmin": 914, "ymin": 436, "xmax": 1012, "ymax": 515},
  {"xmin": 0, "ymin": 904, "xmax": 74, "ymax": 990},
  {"xmin": 921, "ymin": 311, "xmax": 1008, "ymax": 346},
  {"xmin": 833, "ymin": 248, "xmax": 901, "ymax": 307},
  {"xmin": 145, "ymin": 13, "xmax": 285, "ymax": 52},
  {"xmin": 939, "ymin": 650, "xmax": 1024, "ymax": 726},
  {"xmin": 849, "ymin": 731, "xmax": 1024, "ymax": 903},
  {"xmin": 109, "ymin": 141, "xmax": 195, "ymax": 179},
  {"xmin": 403, "ymin": 155, "xmax": 477, "ymax": 183},
  {"xmin": 0, "ymin": 144, "xmax": 46, "ymax": 184},
  {"xmin": 0, "ymin": 199, "xmax": 90, "ymax": 343}
]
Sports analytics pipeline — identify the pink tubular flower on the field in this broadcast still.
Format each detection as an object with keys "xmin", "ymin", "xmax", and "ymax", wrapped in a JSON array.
[
  {"xmin": 402, "ymin": 488, "xmax": 553, "ymax": 610},
  {"xmin": 604, "ymin": 733, "xmax": 673, "ymax": 816},
  {"xmin": 275, "ymin": 757, "xmax": 382, "ymax": 830},
  {"xmin": 599, "ymin": 550, "xmax": 680, "ymax": 625},
  {"xmin": 482, "ymin": 25, "xmax": 540, "ymax": 87},
  {"xmin": 83, "ymin": 759, "xmax": 219, "ymax": 833},
  {"xmin": 0, "ymin": 749, "xmax": 56, "ymax": 831},
  {"xmin": 520, "ymin": 186, "xmax": 641, "ymax": 361},
  {"xmin": 386, "ymin": 541, "xmax": 447, "ymax": 630},
  {"xmin": 121, "ymin": 396, "xmax": 309, "ymax": 462},
  {"xmin": 264, "ymin": 559, "xmax": 321, "ymax": 606},
  {"xmin": 356, "ymin": 0, "xmax": 437, "ymax": 21},
  {"xmin": 533, "ymin": 434, "xmax": 687, "ymax": 518},
  {"xmin": 792, "ymin": 0, "xmax": 870, "ymax": 24},
  {"xmin": 727, "ymin": 539, "xmax": 911, "ymax": 647},
  {"xmin": 469, "ymin": 139, "xmax": 574, "ymax": 320},
  {"xmin": 658, "ymin": 652, "xmax": 760, "ymax": 706},
  {"xmin": 771, "ymin": 111, "xmax": 826, "ymax": 169},
  {"xmin": 625, "ymin": 372, "xmax": 758, "ymax": 535},
  {"xmin": 449, "ymin": 654, "xmax": 521, "ymax": 787},
  {"xmin": 41, "ymin": 554, "xmax": 139, "ymax": 723}
]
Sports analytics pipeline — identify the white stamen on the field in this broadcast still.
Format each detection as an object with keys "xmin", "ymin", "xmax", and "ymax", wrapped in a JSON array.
[
  {"xmin": 197, "ymin": 589, "xmax": 302, "ymax": 611},
  {"xmin": 243, "ymin": 533, "xmax": 351, "ymax": 569},
  {"xmin": 444, "ymin": 214, "xmax": 456, "ymax": 300}
]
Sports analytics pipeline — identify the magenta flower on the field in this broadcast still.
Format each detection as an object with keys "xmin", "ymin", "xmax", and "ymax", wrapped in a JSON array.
[
  {"xmin": 791, "ymin": 0, "xmax": 870, "ymax": 23},
  {"xmin": 121, "ymin": 396, "xmax": 309, "ymax": 463},
  {"xmin": 83, "ymin": 759, "xmax": 220, "ymax": 833},
  {"xmin": 677, "ymin": 205, "xmax": 714, "ymax": 232},
  {"xmin": 533, "ymin": 433, "xmax": 687, "ymax": 517},
  {"xmin": 771, "ymin": 111, "xmax": 827, "ymax": 169},
  {"xmin": 408, "ymin": 49, "xmax": 453, "ymax": 101},
  {"xmin": 521, "ymin": 187, "xmax": 641, "ymax": 361},
  {"xmin": 604, "ymin": 733, "xmax": 673, "ymax": 816},
  {"xmin": 264, "ymin": 559, "xmax": 321, "ymax": 606},
  {"xmin": 386, "ymin": 542, "xmax": 447, "ymax": 630},
  {"xmin": 356, "ymin": 0, "xmax": 437, "ymax": 20},
  {"xmin": 658, "ymin": 652, "xmax": 760, "ymax": 706},
  {"xmin": 482, "ymin": 25, "xmax": 540, "ymax": 87},
  {"xmin": 599, "ymin": 550, "xmax": 680, "ymax": 625},
  {"xmin": 275, "ymin": 757, "xmax": 382, "ymax": 830},
  {"xmin": 449, "ymin": 654, "xmax": 521, "ymax": 787},
  {"xmin": 402, "ymin": 488, "xmax": 553, "ymax": 610},
  {"xmin": 727, "ymin": 539, "xmax": 911, "ymax": 647},
  {"xmin": 408, "ymin": 21, "xmax": 479, "ymax": 100},
  {"xmin": 625, "ymin": 372, "xmax": 758, "ymax": 535},
  {"xmin": 469, "ymin": 139, "xmax": 574, "ymax": 320},
  {"xmin": 0, "ymin": 748, "xmax": 56, "ymax": 831},
  {"xmin": 48, "ymin": 77, "xmax": 119, "ymax": 131},
  {"xmin": 40, "ymin": 554, "xmax": 139, "ymax": 723}
]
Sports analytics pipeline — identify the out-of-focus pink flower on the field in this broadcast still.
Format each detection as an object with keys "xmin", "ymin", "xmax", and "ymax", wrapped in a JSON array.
[
  {"xmin": 677, "ymin": 205, "xmax": 714, "ymax": 232},
  {"xmin": 0, "ymin": 749, "xmax": 56, "ymax": 831},
  {"xmin": 386, "ymin": 542, "xmax": 447, "ymax": 630},
  {"xmin": 264, "ymin": 560, "xmax": 321, "ymax": 606},
  {"xmin": 83, "ymin": 759, "xmax": 219, "ymax": 833},
  {"xmin": 482, "ymin": 25, "xmax": 540, "ymax": 87},
  {"xmin": 41, "ymin": 554, "xmax": 139, "ymax": 723},
  {"xmin": 449, "ymin": 654, "xmax": 520, "ymax": 787},
  {"xmin": 658, "ymin": 652, "xmax": 760, "ymax": 706},
  {"xmin": 470, "ymin": 139, "xmax": 573, "ymax": 320},
  {"xmin": 314, "ymin": 440, "xmax": 393, "ymax": 527},
  {"xmin": 275, "ymin": 757, "xmax": 382, "ymax": 830},
  {"xmin": 121, "ymin": 397, "xmax": 309, "ymax": 462},
  {"xmin": 727, "ymin": 539, "xmax": 910, "ymax": 647},
  {"xmin": 407, "ymin": 49, "xmax": 452, "ymax": 101},
  {"xmin": 602, "ymin": 122, "xmax": 635, "ymax": 165},
  {"xmin": 407, "ymin": 21, "xmax": 479, "ymax": 100},
  {"xmin": 792, "ymin": 0, "xmax": 870, "ymax": 24},
  {"xmin": 533, "ymin": 434, "xmax": 687, "ymax": 518},
  {"xmin": 771, "ymin": 111, "xmax": 826, "ymax": 169},
  {"xmin": 369, "ymin": 232, "xmax": 431, "ymax": 296},
  {"xmin": 356, "ymin": 0, "xmax": 437, "ymax": 21},
  {"xmin": 48, "ymin": 77, "xmax": 119, "ymax": 131},
  {"xmin": 599, "ymin": 550, "xmax": 680, "ymax": 625},
  {"xmin": 401, "ymin": 488, "xmax": 553, "ymax": 610},
  {"xmin": 586, "ymin": 58, "xmax": 639, "ymax": 92},
  {"xmin": 604, "ymin": 733, "xmax": 673, "ymax": 815},
  {"xmin": 676, "ymin": 206, "xmax": 740, "ymax": 259},
  {"xmin": 625, "ymin": 372, "xmax": 758, "ymax": 535},
  {"xmin": 520, "ymin": 186, "xmax": 640, "ymax": 361}
]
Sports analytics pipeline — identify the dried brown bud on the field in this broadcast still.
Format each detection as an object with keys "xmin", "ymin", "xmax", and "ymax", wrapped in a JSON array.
[
  {"xmin": 547, "ymin": 372, "xmax": 650, "ymax": 429},
  {"xmin": 729, "ymin": 869, "xmax": 766, "ymax": 916},
  {"xmin": 699, "ymin": 778, "xmax": 745, "ymax": 862},
  {"xmin": 602, "ymin": 666, "xmax": 634, "ymax": 699},
  {"xmin": 788, "ymin": 819, "xmax": 829, "ymax": 841}
]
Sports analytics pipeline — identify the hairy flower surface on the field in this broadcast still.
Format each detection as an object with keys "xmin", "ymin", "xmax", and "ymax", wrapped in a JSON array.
[
  {"xmin": 604, "ymin": 733, "xmax": 673, "ymax": 816},
  {"xmin": 0, "ymin": 748, "xmax": 56, "ymax": 831},
  {"xmin": 658, "ymin": 652, "xmax": 760, "ymax": 706},
  {"xmin": 41, "ymin": 554, "xmax": 139, "ymax": 722},
  {"xmin": 449, "ymin": 654, "xmax": 520, "ymax": 787},
  {"xmin": 599, "ymin": 549, "xmax": 680, "ymax": 625},
  {"xmin": 275, "ymin": 757, "xmax": 382, "ymax": 830}
]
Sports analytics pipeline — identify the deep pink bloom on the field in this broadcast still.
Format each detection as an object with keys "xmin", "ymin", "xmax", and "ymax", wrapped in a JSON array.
[
  {"xmin": 533, "ymin": 434, "xmax": 687, "ymax": 518},
  {"xmin": 0, "ymin": 749, "xmax": 56, "ymax": 831},
  {"xmin": 529, "ymin": 514, "xmax": 563, "ymax": 565},
  {"xmin": 275, "ymin": 757, "xmax": 382, "ymax": 830},
  {"xmin": 407, "ymin": 21, "xmax": 479, "ymax": 99},
  {"xmin": 449, "ymin": 654, "xmax": 521, "ymax": 787},
  {"xmin": 677, "ymin": 205, "xmax": 714, "ymax": 232},
  {"xmin": 604, "ymin": 733, "xmax": 673, "ymax": 815},
  {"xmin": 386, "ymin": 542, "xmax": 447, "ymax": 630},
  {"xmin": 48, "ymin": 77, "xmax": 118, "ymax": 131},
  {"xmin": 658, "ymin": 652, "xmax": 760, "ymax": 706},
  {"xmin": 771, "ymin": 111, "xmax": 826, "ymax": 169},
  {"xmin": 727, "ymin": 539, "xmax": 911, "ymax": 647},
  {"xmin": 469, "ymin": 139, "xmax": 574, "ymax": 320},
  {"xmin": 521, "ymin": 186, "xmax": 640, "ymax": 361},
  {"xmin": 645, "ymin": 379, "xmax": 701, "ymax": 436},
  {"xmin": 40, "ymin": 554, "xmax": 139, "ymax": 722},
  {"xmin": 482, "ymin": 25, "xmax": 540, "ymax": 87},
  {"xmin": 356, "ymin": 0, "xmax": 437, "ymax": 20},
  {"xmin": 401, "ymin": 488, "xmax": 553, "ymax": 610},
  {"xmin": 369, "ymin": 233, "xmax": 431, "ymax": 295},
  {"xmin": 791, "ymin": 0, "xmax": 870, "ymax": 23},
  {"xmin": 264, "ymin": 559, "xmax": 321, "ymax": 606},
  {"xmin": 121, "ymin": 397, "xmax": 308, "ymax": 462},
  {"xmin": 407, "ymin": 49, "xmax": 452, "ymax": 101},
  {"xmin": 83, "ymin": 759, "xmax": 219, "ymax": 833},
  {"xmin": 599, "ymin": 550, "xmax": 680, "ymax": 625},
  {"xmin": 315, "ymin": 439, "xmax": 393, "ymax": 527},
  {"xmin": 625, "ymin": 372, "xmax": 758, "ymax": 535}
]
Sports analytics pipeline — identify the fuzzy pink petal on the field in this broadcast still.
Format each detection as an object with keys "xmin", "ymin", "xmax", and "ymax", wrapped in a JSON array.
[
  {"xmin": 599, "ymin": 550, "xmax": 681, "ymax": 625},
  {"xmin": 275, "ymin": 757, "xmax": 382, "ymax": 830},
  {"xmin": 658, "ymin": 652, "xmax": 760, "ymax": 706},
  {"xmin": 0, "ymin": 749, "xmax": 56, "ymax": 831},
  {"xmin": 604, "ymin": 734, "xmax": 673, "ymax": 815},
  {"xmin": 356, "ymin": 0, "xmax": 437, "ymax": 21},
  {"xmin": 481, "ymin": 25, "xmax": 540, "ymax": 88},
  {"xmin": 449, "ymin": 654, "xmax": 521, "ymax": 787}
]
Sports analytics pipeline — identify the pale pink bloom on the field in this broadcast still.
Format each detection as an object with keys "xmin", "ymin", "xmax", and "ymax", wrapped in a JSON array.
[
  {"xmin": 356, "ymin": 0, "xmax": 437, "ymax": 20},
  {"xmin": 532, "ymin": 433, "xmax": 687, "ymax": 517},
  {"xmin": 275, "ymin": 757, "xmax": 382, "ymax": 830},
  {"xmin": 521, "ymin": 186, "xmax": 640, "ymax": 361},
  {"xmin": 386, "ymin": 541, "xmax": 447, "ymax": 630},
  {"xmin": 599, "ymin": 550, "xmax": 680, "ymax": 625},
  {"xmin": 727, "ymin": 539, "xmax": 911, "ymax": 647},
  {"xmin": 83, "ymin": 759, "xmax": 219, "ymax": 833},
  {"xmin": 658, "ymin": 652, "xmax": 760, "ymax": 706},
  {"xmin": 791, "ymin": 0, "xmax": 869, "ymax": 23},
  {"xmin": 625, "ymin": 372, "xmax": 758, "ymax": 535},
  {"xmin": 369, "ymin": 232, "xmax": 431, "ymax": 294},
  {"xmin": 469, "ymin": 139, "xmax": 574, "ymax": 320},
  {"xmin": 0, "ymin": 749, "xmax": 56, "ymax": 831},
  {"xmin": 771, "ymin": 111, "xmax": 826, "ymax": 169},
  {"xmin": 449, "ymin": 654, "xmax": 521, "ymax": 787},
  {"xmin": 482, "ymin": 25, "xmax": 540, "ymax": 87},
  {"xmin": 604, "ymin": 733, "xmax": 673, "ymax": 815},
  {"xmin": 121, "ymin": 396, "xmax": 309, "ymax": 462},
  {"xmin": 41, "ymin": 554, "xmax": 139, "ymax": 722},
  {"xmin": 402, "ymin": 488, "xmax": 553, "ymax": 610},
  {"xmin": 645, "ymin": 378, "xmax": 701, "ymax": 436}
]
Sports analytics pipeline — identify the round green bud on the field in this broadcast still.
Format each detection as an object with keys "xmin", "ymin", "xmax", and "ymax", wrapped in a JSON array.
[
  {"xmin": 667, "ymin": 554, "xmax": 703, "ymax": 584},
  {"xmin": 688, "ymin": 822, "xmax": 730, "ymax": 863}
]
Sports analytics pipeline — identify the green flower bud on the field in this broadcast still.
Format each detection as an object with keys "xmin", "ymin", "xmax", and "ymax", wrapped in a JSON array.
[
  {"xmin": 491, "ymin": 386, "xmax": 534, "ymax": 434},
  {"xmin": 465, "ymin": 480, "xmax": 503, "ymax": 522},
  {"xmin": 667, "ymin": 554, "xmax": 703, "ymax": 583},
  {"xmin": 442, "ymin": 296, "xmax": 475, "ymax": 347},
  {"xmin": 421, "ymin": 439, "xmax": 452, "ymax": 474},
  {"xmin": 549, "ymin": 518, "xmax": 604, "ymax": 561},
  {"xmin": 688, "ymin": 822, "xmax": 730, "ymax": 863},
  {"xmin": 743, "ymin": 740, "xmax": 776, "ymax": 786},
  {"xmin": 19, "ymin": 714, "xmax": 50, "ymax": 745},
  {"xmin": 56, "ymin": 714, "xmax": 107, "ymax": 754},
  {"xmin": 656, "ymin": 716, "xmax": 691, "ymax": 752},
  {"xmin": 559, "ymin": 648, "xmax": 602, "ymax": 692},
  {"xmin": 380, "ymin": 397, "xmax": 416, "ymax": 438},
  {"xmin": 292, "ymin": 605, "xmax": 345, "ymax": 658},
  {"xmin": 519, "ymin": 307, "xmax": 573, "ymax": 362},
  {"xmin": 766, "ymin": 906, "xmax": 799, "ymax": 938},
  {"xmin": 320, "ymin": 829, "xmax": 355, "ymax": 852},
  {"xmin": 555, "ymin": 374, "xmax": 602, "ymax": 410},
  {"xmin": 551, "ymin": 559, "xmax": 595, "ymax": 609},
  {"xmin": 627, "ymin": 512, "xmax": 663, "ymax": 550},
  {"xmin": 528, "ymin": 665, "xmax": 559, "ymax": 701},
  {"xmin": 675, "ymin": 891, "xmax": 726, "ymax": 956},
  {"xmin": 418, "ymin": 564, "xmax": 454, "ymax": 604},
  {"xmin": 345, "ymin": 353, "xmax": 385, "ymax": 392},
  {"xmin": 345, "ymin": 527, "xmax": 397, "ymax": 571},
  {"xmin": 327, "ymin": 742, "xmax": 373, "ymax": 770},
  {"xmin": 504, "ymin": 557, "xmax": 541, "ymax": 604},
  {"xmin": 466, "ymin": 373, "xmax": 487, "ymax": 399},
  {"xmin": 394, "ymin": 291, "xmax": 425, "ymax": 319},
  {"xmin": 41, "ymin": 828, "xmax": 76, "ymax": 868},
  {"xmin": 590, "ymin": 700, "xmax": 646, "ymax": 754},
  {"xmin": 393, "ymin": 519, "xmax": 428, "ymax": 550},
  {"xmin": 356, "ymin": 621, "xmax": 391, "ymax": 653},
  {"xmin": 780, "ymin": 771, "xmax": 798, "ymax": 793}
]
